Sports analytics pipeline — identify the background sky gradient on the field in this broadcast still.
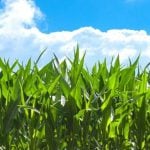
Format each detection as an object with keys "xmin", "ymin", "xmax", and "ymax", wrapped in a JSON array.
[{"xmin": 35, "ymin": 0, "xmax": 150, "ymax": 33}]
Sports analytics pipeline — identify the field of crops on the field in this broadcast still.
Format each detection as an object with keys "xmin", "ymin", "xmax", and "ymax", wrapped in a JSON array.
[{"xmin": 0, "ymin": 47, "xmax": 150, "ymax": 149}]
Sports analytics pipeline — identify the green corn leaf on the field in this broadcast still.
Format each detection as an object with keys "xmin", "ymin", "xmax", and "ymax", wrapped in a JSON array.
[
  {"xmin": 60, "ymin": 77, "xmax": 70, "ymax": 98},
  {"xmin": 48, "ymin": 75, "xmax": 61, "ymax": 94},
  {"xmin": 108, "ymin": 72, "xmax": 117, "ymax": 90}
]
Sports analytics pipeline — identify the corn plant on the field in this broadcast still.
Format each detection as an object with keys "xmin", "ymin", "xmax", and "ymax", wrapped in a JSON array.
[{"xmin": 0, "ymin": 47, "xmax": 150, "ymax": 149}]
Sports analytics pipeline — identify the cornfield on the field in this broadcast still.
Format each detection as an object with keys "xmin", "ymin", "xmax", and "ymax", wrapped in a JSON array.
[{"xmin": 0, "ymin": 47, "xmax": 150, "ymax": 149}]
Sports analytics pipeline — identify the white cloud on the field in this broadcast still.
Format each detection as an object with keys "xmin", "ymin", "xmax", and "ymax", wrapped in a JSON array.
[
  {"xmin": 0, "ymin": 0, "xmax": 150, "ymax": 67},
  {"xmin": 0, "ymin": 0, "xmax": 42, "ymax": 28}
]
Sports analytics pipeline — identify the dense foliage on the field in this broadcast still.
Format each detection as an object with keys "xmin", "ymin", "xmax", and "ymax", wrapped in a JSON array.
[{"xmin": 0, "ymin": 47, "xmax": 150, "ymax": 149}]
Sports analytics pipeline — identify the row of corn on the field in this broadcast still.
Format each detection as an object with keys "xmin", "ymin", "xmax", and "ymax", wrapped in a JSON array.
[{"xmin": 0, "ymin": 47, "xmax": 150, "ymax": 149}]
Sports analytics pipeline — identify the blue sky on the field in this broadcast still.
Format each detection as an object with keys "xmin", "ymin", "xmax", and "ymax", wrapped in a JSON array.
[
  {"xmin": 0, "ymin": 0, "xmax": 150, "ymax": 67},
  {"xmin": 35, "ymin": 0, "xmax": 150, "ymax": 33}
]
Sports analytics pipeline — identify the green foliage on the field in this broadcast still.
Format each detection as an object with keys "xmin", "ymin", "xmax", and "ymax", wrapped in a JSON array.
[{"xmin": 0, "ymin": 47, "xmax": 150, "ymax": 149}]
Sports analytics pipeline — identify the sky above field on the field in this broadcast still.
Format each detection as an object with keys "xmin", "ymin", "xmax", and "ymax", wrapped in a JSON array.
[{"xmin": 0, "ymin": 0, "xmax": 150, "ymax": 67}]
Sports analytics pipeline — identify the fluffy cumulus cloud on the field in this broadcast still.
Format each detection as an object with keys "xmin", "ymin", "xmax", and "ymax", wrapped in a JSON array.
[
  {"xmin": 0, "ymin": 0, "xmax": 150, "ymax": 67},
  {"xmin": 0, "ymin": 0, "xmax": 43, "ymax": 61}
]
